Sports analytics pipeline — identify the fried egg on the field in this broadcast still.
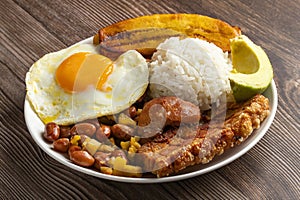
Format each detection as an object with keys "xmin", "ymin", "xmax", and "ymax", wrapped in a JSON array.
[{"xmin": 26, "ymin": 43, "xmax": 149, "ymax": 125}]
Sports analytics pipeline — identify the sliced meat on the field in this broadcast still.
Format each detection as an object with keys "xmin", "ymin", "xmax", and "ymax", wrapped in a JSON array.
[{"xmin": 137, "ymin": 94, "xmax": 270, "ymax": 177}]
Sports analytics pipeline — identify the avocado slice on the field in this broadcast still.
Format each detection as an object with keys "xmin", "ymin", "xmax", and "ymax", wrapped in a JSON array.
[{"xmin": 229, "ymin": 35, "xmax": 273, "ymax": 102}]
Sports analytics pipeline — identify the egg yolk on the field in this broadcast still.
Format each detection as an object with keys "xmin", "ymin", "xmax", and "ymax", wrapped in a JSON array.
[{"xmin": 55, "ymin": 52, "xmax": 113, "ymax": 93}]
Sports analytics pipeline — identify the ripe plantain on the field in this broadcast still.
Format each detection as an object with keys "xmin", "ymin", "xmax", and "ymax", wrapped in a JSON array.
[{"xmin": 93, "ymin": 14, "xmax": 241, "ymax": 58}]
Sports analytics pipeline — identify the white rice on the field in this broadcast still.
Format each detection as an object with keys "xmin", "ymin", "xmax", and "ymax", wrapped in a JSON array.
[{"xmin": 149, "ymin": 37, "xmax": 233, "ymax": 110}]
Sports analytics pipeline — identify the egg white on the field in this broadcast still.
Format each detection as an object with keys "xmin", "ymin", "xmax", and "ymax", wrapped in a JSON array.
[{"xmin": 26, "ymin": 43, "xmax": 149, "ymax": 125}]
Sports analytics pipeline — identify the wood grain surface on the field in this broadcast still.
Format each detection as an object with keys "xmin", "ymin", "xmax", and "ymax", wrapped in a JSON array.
[{"xmin": 1, "ymin": 0, "xmax": 299, "ymax": 199}]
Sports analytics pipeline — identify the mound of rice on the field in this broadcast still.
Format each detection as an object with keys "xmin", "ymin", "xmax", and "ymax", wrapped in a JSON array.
[{"xmin": 149, "ymin": 37, "xmax": 233, "ymax": 110}]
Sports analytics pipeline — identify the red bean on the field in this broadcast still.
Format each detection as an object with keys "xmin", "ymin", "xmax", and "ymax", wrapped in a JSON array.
[
  {"xmin": 68, "ymin": 145, "xmax": 81, "ymax": 156},
  {"xmin": 53, "ymin": 138, "xmax": 69, "ymax": 153},
  {"xmin": 44, "ymin": 122, "xmax": 60, "ymax": 142},
  {"xmin": 70, "ymin": 151, "xmax": 95, "ymax": 167},
  {"xmin": 70, "ymin": 123, "xmax": 96, "ymax": 137},
  {"xmin": 82, "ymin": 118, "xmax": 100, "ymax": 129}
]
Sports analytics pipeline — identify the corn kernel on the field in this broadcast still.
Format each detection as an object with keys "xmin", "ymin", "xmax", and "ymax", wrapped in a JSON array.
[
  {"xmin": 129, "ymin": 146, "xmax": 137, "ymax": 153},
  {"xmin": 70, "ymin": 135, "xmax": 81, "ymax": 146},
  {"xmin": 133, "ymin": 142, "xmax": 141, "ymax": 149},
  {"xmin": 120, "ymin": 141, "xmax": 130, "ymax": 150},
  {"xmin": 130, "ymin": 137, "xmax": 135, "ymax": 144},
  {"xmin": 100, "ymin": 167, "xmax": 113, "ymax": 175}
]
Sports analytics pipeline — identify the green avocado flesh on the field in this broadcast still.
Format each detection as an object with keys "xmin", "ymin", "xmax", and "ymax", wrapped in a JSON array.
[{"xmin": 229, "ymin": 35, "xmax": 273, "ymax": 102}]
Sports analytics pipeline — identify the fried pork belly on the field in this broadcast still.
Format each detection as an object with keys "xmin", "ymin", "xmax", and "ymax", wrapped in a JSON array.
[{"xmin": 137, "ymin": 94, "xmax": 270, "ymax": 177}]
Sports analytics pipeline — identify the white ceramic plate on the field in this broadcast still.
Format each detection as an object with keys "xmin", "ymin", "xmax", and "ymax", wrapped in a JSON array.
[{"xmin": 24, "ymin": 37, "xmax": 278, "ymax": 183}]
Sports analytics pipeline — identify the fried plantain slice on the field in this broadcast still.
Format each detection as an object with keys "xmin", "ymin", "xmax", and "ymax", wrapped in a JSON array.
[{"xmin": 93, "ymin": 13, "xmax": 241, "ymax": 57}]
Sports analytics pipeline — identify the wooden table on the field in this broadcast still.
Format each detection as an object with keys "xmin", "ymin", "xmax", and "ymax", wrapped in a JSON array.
[{"xmin": 1, "ymin": 0, "xmax": 299, "ymax": 199}]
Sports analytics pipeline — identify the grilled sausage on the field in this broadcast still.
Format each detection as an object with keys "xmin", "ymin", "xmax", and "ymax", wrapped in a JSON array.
[{"xmin": 138, "ymin": 97, "xmax": 201, "ymax": 128}]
